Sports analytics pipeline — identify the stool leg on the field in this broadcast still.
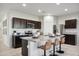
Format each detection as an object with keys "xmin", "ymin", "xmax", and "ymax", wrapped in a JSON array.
[
  {"xmin": 56, "ymin": 41, "xmax": 64, "ymax": 53},
  {"xmin": 49, "ymin": 43, "xmax": 58, "ymax": 56},
  {"xmin": 53, "ymin": 43, "xmax": 55, "ymax": 55},
  {"xmin": 44, "ymin": 49, "xmax": 46, "ymax": 56}
]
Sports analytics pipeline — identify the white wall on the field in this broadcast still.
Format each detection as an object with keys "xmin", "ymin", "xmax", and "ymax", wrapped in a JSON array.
[
  {"xmin": 53, "ymin": 16, "xmax": 58, "ymax": 25},
  {"xmin": 41, "ymin": 16, "xmax": 58, "ymax": 35},
  {"xmin": 0, "ymin": 9, "xmax": 9, "ymax": 42},
  {"xmin": 43, "ymin": 15, "xmax": 54, "ymax": 35},
  {"xmin": 58, "ymin": 12, "xmax": 79, "ymax": 34},
  {"xmin": 58, "ymin": 12, "xmax": 79, "ymax": 24},
  {"xmin": 58, "ymin": 12, "xmax": 79, "ymax": 45}
]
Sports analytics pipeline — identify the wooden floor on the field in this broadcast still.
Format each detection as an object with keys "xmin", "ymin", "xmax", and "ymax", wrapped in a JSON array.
[{"xmin": 0, "ymin": 39, "xmax": 79, "ymax": 56}]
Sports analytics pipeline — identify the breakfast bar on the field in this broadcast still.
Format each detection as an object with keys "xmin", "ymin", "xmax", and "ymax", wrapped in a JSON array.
[{"xmin": 20, "ymin": 35, "xmax": 64, "ymax": 56}]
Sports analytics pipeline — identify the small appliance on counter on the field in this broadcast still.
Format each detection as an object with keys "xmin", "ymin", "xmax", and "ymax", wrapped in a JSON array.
[
  {"xmin": 56, "ymin": 32, "xmax": 61, "ymax": 36},
  {"xmin": 48, "ymin": 33, "xmax": 55, "ymax": 37},
  {"xmin": 32, "ymin": 30, "xmax": 40, "ymax": 38},
  {"xmin": 24, "ymin": 31, "xmax": 33, "ymax": 36}
]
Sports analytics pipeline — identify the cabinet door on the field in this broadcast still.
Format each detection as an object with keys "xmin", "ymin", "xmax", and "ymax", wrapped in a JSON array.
[
  {"xmin": 65, "ymin": 34, "xmax": 76, "ymax": 45},
  {"xmin": 34, "ymin": 21, "xmax": 41, "ymax": 29},
  {"xmin": 13, "ymin": 18, "xmax": 21, "ymax": 29},
  {"xmin": 12, "ymin": 36, "xmax": 22, "ymax": 48},
  {"xmin": 20, "ymin": 20, "xmax": 26, "ymax": 28},
  {"xmin": 69, "ymin": 35, "xmax": 76, "ymax": 45},
  {"xmin": 38, "ymin": 22, "xmax": 41, "ymax": 29},
  {"xmin": 65, "ymin": 19, "xmax": 77, "ymax": 28},
  {"xmin": 12, "ymin": 18, "xmax": 21, "ymax": 28},
  {"xmin": 65, "ymin": 35, "xmax": 70, "ymax": 44},
  {"xmin": 12, "ymin": 17, "xmax": 41, "ymax": 29},
  {"xmin": 26, "ymin": 20, "xmax": 33, "ymax": 28},
  {"xmin": 22, "ymin": 40, "xmax": 28, "ymax": 56},
  {"xmin": 12, "ymin": 17, "xmax": 27, "ymax": 29}
]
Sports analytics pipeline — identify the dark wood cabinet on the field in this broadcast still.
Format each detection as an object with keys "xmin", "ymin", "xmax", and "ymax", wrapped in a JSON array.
[
  {"xmin": 12, "ymin": 35, "xmax": 22, "ymax": 48},
  {"xmin": 26, "ymin": 20, "xmax": 41, "ymax": 29},
  {"xmin": 65, "ymin": 34, "xmax": 76, "ymax": 45},
  {"xmin": 12, "ymin": 35, "xmax": 30, "ymax": 48},
  {"xmin": 12, "ymin": 17, "xmax": 41, "ymax": 29},
  {"xmin": 34, "ymin": 21, "xmax": 41, "ymax": 29},
  {"xmin": 12, "ymin": 17, "xmax": 26, "ymax": 28},
  {"xmin": 22, "ymin": 39, "xmax": 28, "ymax": 56},
  {"xmin": 20, "ymin": 20, "xmax": 26, "ymax": 28},
  {"xmin": 26, "ymin": 20, "xmax": 35, "ymax": 29},
  {"xmin": 65, "ymin": 19, "xmax": 77, "ymax": 29}
]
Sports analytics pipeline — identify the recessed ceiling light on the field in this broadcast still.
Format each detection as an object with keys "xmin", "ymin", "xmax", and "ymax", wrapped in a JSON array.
[
  {"xmin": 22, "ymin": 3, "xmax": 27, "ymax": 7},
  {"xmin": 38, "ymin": 9, "xmax": 42, "ymax": 13},
  {"xmin": 65, "ymin": 9, "xmax": 68, "ymax": 11},
  {"xmin": 56, "ymin": 3, "xmax": 60, "ymax": 5}
]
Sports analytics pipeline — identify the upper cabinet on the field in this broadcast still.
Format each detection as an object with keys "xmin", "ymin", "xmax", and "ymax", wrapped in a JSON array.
[
  {"xmin": 26, "ymin": 20, "xmax": 41, "ymax": 29},
  {"xmin": 12, "ymin": 17, "xmax": 41, "ymax": 29},
  {"xmin": 34, "ymin": 21, "xmax": 41, "ymax": 29},
  {"xmin": 12, "ymin": 17, "xmax": 26, "ymax": 29},
  {"xmin": 65, "ymin": 19, "xmax": 77, "ymax": 29}
]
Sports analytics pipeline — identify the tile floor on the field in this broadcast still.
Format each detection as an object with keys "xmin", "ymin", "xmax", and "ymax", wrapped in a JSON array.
[
  {"xmin": 0, "ymin": 39, "xmax": 79, "ymax": 56},
  {"xmin": 0, "ymin": 40, "xmax": 21, "ymax": 56}
]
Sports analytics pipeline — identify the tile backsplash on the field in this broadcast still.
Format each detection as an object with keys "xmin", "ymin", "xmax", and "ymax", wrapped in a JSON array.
[{"xmin": 63, "ymin": 29, "xmax": 77, "ymax": 34}]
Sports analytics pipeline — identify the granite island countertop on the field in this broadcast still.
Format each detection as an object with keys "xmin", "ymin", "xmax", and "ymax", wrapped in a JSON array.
[
  {"xmin": 20, "ymin": 35, "xmax": 64, "ymax": 44},
  {"xmin": 20, "ymin": 35, "xmax": 65, "ymax": 56}
]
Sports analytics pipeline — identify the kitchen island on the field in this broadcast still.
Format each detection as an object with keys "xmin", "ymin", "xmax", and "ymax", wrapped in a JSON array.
[{"xmin": 20, "ymin": 35, "xmax": 64, "ymax": 56}]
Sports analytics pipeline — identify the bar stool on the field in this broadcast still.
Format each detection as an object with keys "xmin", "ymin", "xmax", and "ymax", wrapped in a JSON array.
[
  {"xmin": 38, "ymin": 40, "xmax": 52, "ymax": 56},
  {"xmin": 56, "ymin": 37, "xmax": 65, "ymax": 53},
  {"xmin": 49, "ymin": 39, "xmax": 59, "ymax": 56}
]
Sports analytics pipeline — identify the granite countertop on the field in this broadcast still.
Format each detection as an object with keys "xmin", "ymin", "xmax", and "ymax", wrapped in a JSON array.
[
  {"xmin": 20, "ymin": 35, "xmax": 65, "ymax": 43},
  {"xmin": 20, "ymin": 37, "xmax": 40, "ymax": 42}
]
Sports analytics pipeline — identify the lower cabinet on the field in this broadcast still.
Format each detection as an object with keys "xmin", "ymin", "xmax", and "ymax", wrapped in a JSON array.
[
  {"xmin": 65, "ymin": 34, "xmax": 76, "ymax": 45},
  {"xmin": 12, "ymin": 35, "xmax": 22, "ymax": 48},
  {"xmin": 22, "ymin": 39, "xmax": 28, "ymax": 56}
]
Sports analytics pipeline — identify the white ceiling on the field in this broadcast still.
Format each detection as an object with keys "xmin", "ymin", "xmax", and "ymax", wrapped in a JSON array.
[{"xmin": 0, "ymin": 3, "xmax": 79, "ymax": 16}]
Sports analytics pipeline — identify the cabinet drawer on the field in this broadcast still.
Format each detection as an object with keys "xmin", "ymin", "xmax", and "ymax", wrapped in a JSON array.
[{"xmin": 65, "ymin": 34, "xmax": 76, "ymax": 45}]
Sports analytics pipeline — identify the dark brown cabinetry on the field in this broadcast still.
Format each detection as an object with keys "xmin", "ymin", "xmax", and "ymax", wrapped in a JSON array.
[
  {"xmin": 65, "ymin": 34, "xmax": 76, "ymax": 45},
  {"xmin": 65, "ymin": 19, "xmax": 77, "ymax": 28},
  {"xmin": 12, "ymin": 17, "xmax": 41, "ymax": 29},
  {"xmin": 34, "ymin": 21, "xmax": 41, "ymax": 29},
  {"xmin": 22, "ymin": 39, "xmax": 28, "ymax": 56},
  {"xmin": 12, "ymin": 17, "xmax": 26, "ymax": 29},
  {"xmin": 12, "ymin": 34, "xmax": 33, "ymax": 48},
  {"xmin": 12, "ymin": 35, "xmax": 22, "ymax": 48}
]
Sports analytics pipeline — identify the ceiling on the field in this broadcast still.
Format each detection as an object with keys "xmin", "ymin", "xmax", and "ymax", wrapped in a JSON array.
[{"xmin": 0, "ymin": 3, "xmax": 79, "ymax": 16}]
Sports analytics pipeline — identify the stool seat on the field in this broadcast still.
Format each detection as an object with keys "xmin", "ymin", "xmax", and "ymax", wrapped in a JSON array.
[
  {"xmin": 61, "ymin": 37, "xmax": 65, "ymax": 44},
  {"xmin": 49, "ymin": 39, "xmax": 59, "ymax": 56},
  {"xmin": 39, "ymin": 40, "xmax": 52, "ymax": 56},
  {"xmin": 56, "ymin": 37, "xmax": 65, "ymax": 54}
]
